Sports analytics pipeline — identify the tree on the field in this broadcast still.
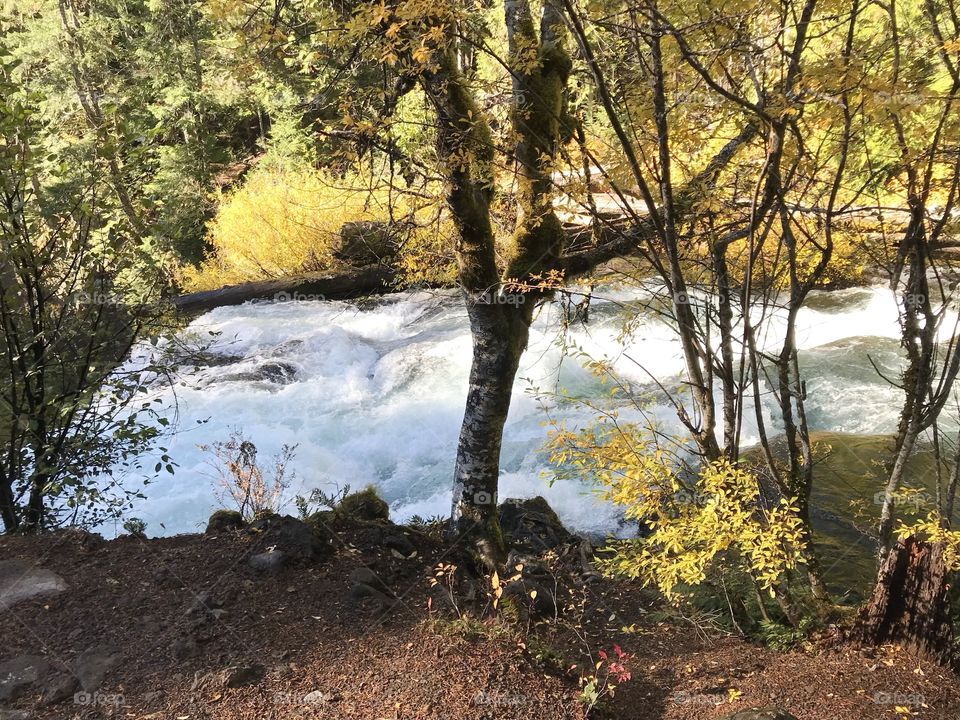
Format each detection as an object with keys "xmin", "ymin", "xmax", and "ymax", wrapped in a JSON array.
[
  {"xmin": 343, "ymin": 0, "xmax": 766, "ymax": 565},
  {"xmin": 0, "ymin": 50, "xmax": 173, "ymax": 532},
  {"xmin": 858, "ymin": 0, "xmax": 960, "ymax": 657}
]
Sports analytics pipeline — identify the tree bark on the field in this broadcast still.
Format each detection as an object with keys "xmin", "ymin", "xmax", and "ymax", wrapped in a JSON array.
[
  {"xmin": 855, "ymin": 537, "xmax": 953, "ymax": 665},
  {"xmin": 450, "ymin": 300, "xmax": 529, "ymax": 565},
  {"xmin": 0, "ymin": 476, "xmax": 18, "ymax": 533}
]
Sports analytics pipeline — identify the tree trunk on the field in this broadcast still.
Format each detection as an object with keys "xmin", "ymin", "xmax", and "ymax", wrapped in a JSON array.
[
  {"xmin": 0, "ymin": 479, "xmax": 18, "ymax": 533},
  {"xmin": 172, "ymin": 265, "xmax": 396, "ymax": 316},
  {"xmin": 449, "ymin": 301, "xmax": 529, "ymax": 565},
  {"xmin": 23, "ymin": 480, "xmax": 44, "ymax": 532},
  {"xmin": 855, "ymin": 537, "xmax": 953, "ymax": 665}
]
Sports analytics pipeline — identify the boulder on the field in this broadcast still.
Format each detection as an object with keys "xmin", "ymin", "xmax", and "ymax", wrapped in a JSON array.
[
  {"xmin": 348, "ymin": 582, "xmax": 395, "ymax": 612},
  {"xmin": 72, "ymin": 648, "xmax": 119, "ymax": 693},
  {"xmin": 384, "ymin": 533, "xmax": 416, "ymax": 558},
  {"xmin": 502, "ymin": 579, "xmax": 556, "ymax": 620},
  {"xmin": 334, "ymin": 221, "xmax": 399, "ymax": 266},
  {"xmin": 247, "ymin": 514, "xmax": 332, "ymax": 562},
  {"xmin": 205, "ymin": 509, "xmax": 244, "ymax": 534},
  {"xmin": 0, "ymin": 655, "xmax": 51, "ymax": 702},
  {"xmin": 336, "ymin": 488, "xmax": 389, "ymax": 522},
  {"xmin": 221, "ymin": 361, "xmax": 298, "ymax": 385},
  {"xmin": 39, "ymin": 672, "xmax": 79, "ymax": 706},
  {"xmin": 248, "ymin": 549, "xmax": 287, "ymax": 572},
  {"xmin": 0, "ymin": 711, "xmax": 31, "ymax": 720},
  {"xmin": 719, "ymin": 709, "xmax": 798, "ymax": 720},
  {"xmin": 498, "ymin": 497, "xmax": 573, "ymax": 552},
  {"xmin": 0, "ymin": 560, "xmax": 68, "ymax": 610},
  {"xmin": 349, "ymin": 568, "xmax": 395, "ymax": 598}
]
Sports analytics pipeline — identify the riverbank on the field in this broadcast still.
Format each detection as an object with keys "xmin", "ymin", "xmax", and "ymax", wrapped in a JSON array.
[{"xmin": 2, "ymin": 499, "xmax": 959, "ymax": 720}]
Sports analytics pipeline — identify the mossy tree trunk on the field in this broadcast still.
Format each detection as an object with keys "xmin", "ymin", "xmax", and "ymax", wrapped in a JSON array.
[
  {"xmin": 419, "ymin": 0, "xmax": 570, "ymax": 564},
  {"xmin": 417, "ymin": 0, "xmax": 757, "ymax": 562}
]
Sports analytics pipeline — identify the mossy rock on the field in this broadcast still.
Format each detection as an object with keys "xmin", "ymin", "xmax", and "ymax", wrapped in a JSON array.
[
  {"xmin": 497, "ymin": 496, "xmax": 572, "ymax": 552},
  {"xmin": 205, "ymin": 509, "xmax": 244, "ymax": 534},
  {"xmin": 246, "ymin": 514, "xmax": 332, "ymax": 561},
  {"xmin": 336, "ymin": 487, "xmax": 389, "ymax": 522}
]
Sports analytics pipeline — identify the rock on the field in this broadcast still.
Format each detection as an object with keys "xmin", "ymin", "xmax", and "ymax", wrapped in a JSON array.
[
  {"xmin": 205, "ymin": 509, "xmax": 244, "ymax": 534},
  {"xmin": 349, "ymin": 568, "xmax": 394, "ymax": 597},
  {"xmin": 40, "ymin": 672, "xmax": 79, "ymax": 706},
  {"xmin": 247, "ymin": 515, "xmax": 332, "ymax": 562},
  {"xmin": 0, "ymin": 560, "xmax": 68, "ymax": 610},
  {"xmin": 498, "ymin": 496, "xmax": 573, "ymax": 552},
  {"xmin": 0, "ymin": 711, "xmax": 32, "ymax": 720},
  {"xmin": 349, "ymin": 582, "xmax": 395, "ymax": 611},
  {"xmin": 141, "ymin": 690, "xmax": 164, "ymax": 706},
  {"xmin": 718, "ymin": 709, "xmax": 799, "ymax": 720},
  {"xmin": 383, "ymin": 532, "xmax": 416, "ymax": 558},
  {"xmin": 0, "ymin": 712, "xmax": 30, "ymax": 720},
  {"xmin": 0, "ymin": 655, "xmax": 51, "ymax": 702},
  {"xmin": 172, "ymin": 637, "xmax": 202, "ymax": 661},
  {"xmin": 336, "ymin": 488, "xmax": 389, "ymax": 522},
  {"xmin": 503, "ymin": 579, "xmax": 557, "ymax": 620},
  {"xmin": 334, "ymin": 221, "xmax": 399, "ymax": 266},
  {"xmin": 303, "ymin": 689, "xmax": 327, "ymax": 705},
  {"xmin": 72, "ymin": 648, "xmax": 119, "ymax": 693},
  {"xmin": 255, "ymin": 361, "xmax": 298, "ymax": 384},
  {"xmin": 505, "ymin": 550, "xmax": 552, "ymax": 580},
  {"xmin": 248, "ymin": 549, "xmax": 287, "ymax": 572},
  {"xmin": 221, "ymin": 664, "xmax": 263, "ymax": 688},
  {"xmin": 223, "ymin": 361, "xmax": 299, "ymax": 385}
]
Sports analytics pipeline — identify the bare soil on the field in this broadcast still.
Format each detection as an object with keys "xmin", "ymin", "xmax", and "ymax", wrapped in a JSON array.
[{"xmin": 1, "ymin": 518, "xmax": 958, "ymax": 720}]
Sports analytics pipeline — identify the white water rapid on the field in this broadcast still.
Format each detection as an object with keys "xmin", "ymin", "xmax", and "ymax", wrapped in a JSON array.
[{"xmin": 118, "ymin": 283, "xmax": 918, "ymax": 537}]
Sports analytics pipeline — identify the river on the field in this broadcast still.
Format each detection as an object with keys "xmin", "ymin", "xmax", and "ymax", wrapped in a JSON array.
[{"xmin": 116, "ymin": 282, "xmax": 933, "ymax": 578}]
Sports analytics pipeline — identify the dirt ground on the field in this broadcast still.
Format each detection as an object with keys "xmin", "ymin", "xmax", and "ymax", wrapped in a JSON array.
[{"xmin": 1, "ymin": 516, "xmax": 958, "ymax": 720}]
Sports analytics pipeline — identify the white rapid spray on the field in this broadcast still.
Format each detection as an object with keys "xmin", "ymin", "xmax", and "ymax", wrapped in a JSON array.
[{"xmin": 115, "ymin": 284, "xmax": 909, "ymax": 537}]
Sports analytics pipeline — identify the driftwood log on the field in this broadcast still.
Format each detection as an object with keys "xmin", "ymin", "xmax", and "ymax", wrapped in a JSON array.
[
  {"xmin": 172, "ymin": 265, "xmax": 396, "ymax": 316},
  {"xmin": 854, "ymin": 537, "xmax": 953, "ymax": 665}
]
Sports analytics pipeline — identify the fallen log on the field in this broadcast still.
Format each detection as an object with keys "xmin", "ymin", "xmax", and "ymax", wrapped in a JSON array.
[{"xmin": 172, "ymin": 265, "xmax": 397, "ymax": 316}]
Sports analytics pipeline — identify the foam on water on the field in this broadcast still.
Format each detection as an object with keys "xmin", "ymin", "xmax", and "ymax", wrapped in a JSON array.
[{"xmin": 117, "ymin": 284, "xmax": 911, "ymax": 537}]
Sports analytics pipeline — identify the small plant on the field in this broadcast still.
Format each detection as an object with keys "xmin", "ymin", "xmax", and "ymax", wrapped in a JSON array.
[
  {"xmin": 525, "ymin": 637, "xmax": 567, "ymax": 674},
  {"xmin": 428, "ymin": 562, "xmax": 462, "ymax": 618},
  {"xmin": 756, "ymin": 615, "xmax": 821, "ymax": 651},
  {"xmin": 406, "ymin": 514, "xmax": 447, "ymax": 540},
  {"xmin": 122, "ymin": 517, "xmax": 147, "ymax": 538},
  {"xmin": 201, "ymin": 431, "xmax": 297, "ymax": 520},
  {"xmin": 577, "ymin": 644, "xmax": 633, "ymax": 716},
  {"xmin": 294, "ymin": 484, "xmax": 351, "ymax": 519},
  {"xmin": 489, "ymin": 563, "xmax": 526, "ymax": 612}
]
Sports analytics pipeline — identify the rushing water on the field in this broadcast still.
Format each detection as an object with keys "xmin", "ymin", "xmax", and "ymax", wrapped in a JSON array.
[{"xmin": 113, "ymin": 282, "xmax": 927, "ymax": 551}]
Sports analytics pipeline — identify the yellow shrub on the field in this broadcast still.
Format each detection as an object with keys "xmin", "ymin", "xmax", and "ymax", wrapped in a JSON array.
[
  {"xmin": 547, "ymin": 421, "xmax": 805, "ymax": 599},
  {"xmin": 894, "ymin": 513, "xmax": 960, "ymax": 571},
  {"xmin": 180, "ymin": 164, "xmax": 458, "ymax": 292}
]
